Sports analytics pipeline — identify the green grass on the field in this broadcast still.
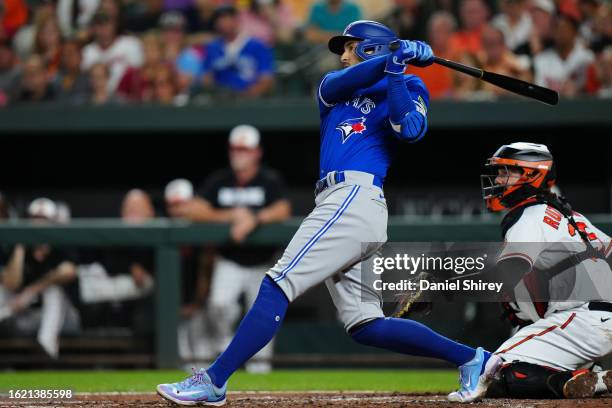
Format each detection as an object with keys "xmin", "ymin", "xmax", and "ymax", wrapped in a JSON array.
[{"xmin": 0, "ymin": 369, "xmax": 457, "ymax": 393}]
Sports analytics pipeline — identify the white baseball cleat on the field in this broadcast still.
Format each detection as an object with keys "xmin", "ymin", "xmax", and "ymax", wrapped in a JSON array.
[{"xmin": 447, "ymin": 348, "xmax": 503, "ymax": 403}]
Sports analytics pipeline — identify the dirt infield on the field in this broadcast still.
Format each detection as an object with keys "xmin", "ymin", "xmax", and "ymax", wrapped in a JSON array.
[{"xmin": 0, "ymin": 392, "xmax": 611, "ymax": 407}]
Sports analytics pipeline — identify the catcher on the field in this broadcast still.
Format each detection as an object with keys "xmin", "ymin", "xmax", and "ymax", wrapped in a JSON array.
[{"xmin": 450, "ymin": 142, "xmax": 612, "ymax": 402}]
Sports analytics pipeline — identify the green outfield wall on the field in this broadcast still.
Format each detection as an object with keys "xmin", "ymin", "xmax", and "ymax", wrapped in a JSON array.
[{"xmin": 0, "ymin": 98, "xmax": 610, "ymax": 134}]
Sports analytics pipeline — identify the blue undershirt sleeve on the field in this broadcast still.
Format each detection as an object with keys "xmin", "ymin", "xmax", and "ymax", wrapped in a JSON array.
[
  {"xmin": 318, "ymin": 55, "xmax": 388, "ymax": 107},
  {"xmin": 387, "ymin": 75, "xmax": 430, "ymax": 143}
]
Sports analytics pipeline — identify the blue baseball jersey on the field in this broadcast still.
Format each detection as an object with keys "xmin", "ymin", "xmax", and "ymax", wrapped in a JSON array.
[
  {"xmin": 203, "ymin": 36, "xmax": 274, "ymax": 91},
  {"xmin": 317, "ymin": 74, "xmax": 429, "ymax": 180}
]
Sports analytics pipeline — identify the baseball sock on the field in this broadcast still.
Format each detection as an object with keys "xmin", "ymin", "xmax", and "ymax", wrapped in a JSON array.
[
  {"xmin": 350, "ymin": 317, "xmax": 485, "ymax": 367},
  {"xmin": 207, "ymin": 276, "xmax": 288, "ymax": 388}
]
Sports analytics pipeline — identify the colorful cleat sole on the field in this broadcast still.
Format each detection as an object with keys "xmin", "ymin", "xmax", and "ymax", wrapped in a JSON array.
[
  {"xmin": 156, "ymin": 384, "xmax": 226, "ymax": 406},
  {"xmin": 447, "ymin": 353, "xmax": 503, "ymax": 403}
]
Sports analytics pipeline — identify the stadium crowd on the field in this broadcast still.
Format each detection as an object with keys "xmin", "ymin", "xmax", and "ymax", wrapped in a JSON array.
[{"xmin": 0, "ymin": 0, "xmax": 610, "ymax": 107}]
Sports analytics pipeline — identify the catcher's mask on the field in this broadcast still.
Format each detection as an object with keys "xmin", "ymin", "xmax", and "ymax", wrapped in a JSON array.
[{"xmin": 481, "ymin": 142, "xmax": 556, "ymax": 212}]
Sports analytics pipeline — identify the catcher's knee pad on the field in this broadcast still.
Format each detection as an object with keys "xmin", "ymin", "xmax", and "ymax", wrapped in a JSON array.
[{"xmin": 488, "ymin": 362, "xmax": 571, "ymax": 399}]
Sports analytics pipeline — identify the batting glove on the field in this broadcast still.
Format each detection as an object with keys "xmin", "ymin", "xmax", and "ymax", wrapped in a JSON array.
[
  {"xmin": 385, "ymin": 40, "xmax": 415, "ymax": 75},
  {"xmin": 410, "ymin": 40, "xmax": 434, "ymax": 67},
  {"xmin": 384, "ymin": 40, "xmax": 434, "ymax": 75}
]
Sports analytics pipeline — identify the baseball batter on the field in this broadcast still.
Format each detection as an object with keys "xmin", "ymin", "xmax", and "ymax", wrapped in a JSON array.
[
  {"xmin": 157, "ymin": 20, "xmax": 497, "ymax": 406},
  {"xmin": 449, "ymin": 142, "xmax": 612, "ymax": 402}
]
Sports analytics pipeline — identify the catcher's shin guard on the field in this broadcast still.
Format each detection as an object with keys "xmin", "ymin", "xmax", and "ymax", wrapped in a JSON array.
[{"xmin": 486, "ymin": 362, "xmax": 572, "ymax": 399}]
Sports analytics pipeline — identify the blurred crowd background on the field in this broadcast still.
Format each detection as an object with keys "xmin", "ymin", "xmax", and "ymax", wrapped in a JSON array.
[{"xmin": 0, "ymin": 0, "xmax": 611, "ymax": 107}]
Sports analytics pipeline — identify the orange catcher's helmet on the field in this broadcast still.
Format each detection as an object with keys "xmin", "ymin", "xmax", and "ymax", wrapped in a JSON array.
[{"xmin": 481, "ymin": 142, "xmax": 556, "ymax": 212}]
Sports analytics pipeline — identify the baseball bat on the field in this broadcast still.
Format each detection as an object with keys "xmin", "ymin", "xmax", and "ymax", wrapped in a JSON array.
[{"xmin": 388, "ymin": 41, "xmax": 559, "ymax": 105}]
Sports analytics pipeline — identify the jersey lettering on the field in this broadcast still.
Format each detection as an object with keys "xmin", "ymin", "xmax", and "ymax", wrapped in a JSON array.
[
  {"xmin": 543, "ymin": 206, "xmax": 562, "ymax": 230},
  {"xmin": 545, "ymin": 206, "xmax": 562, "ymax": 221},
  {"xmin": 568, "ymin": 221, "xmax": 598, "ymax": 241},
  {"xmin": 218, "ymin": 187, "xmax": 265, "ymax": 207},
  {"xmin": 346, "ymin": 96, "xmax": 377, "ymax": 114}
]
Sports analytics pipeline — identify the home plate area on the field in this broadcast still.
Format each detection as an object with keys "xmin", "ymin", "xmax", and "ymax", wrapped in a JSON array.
[{"xmin": 1, "ymin": 392, "xmax": 611, "ymax": 407}]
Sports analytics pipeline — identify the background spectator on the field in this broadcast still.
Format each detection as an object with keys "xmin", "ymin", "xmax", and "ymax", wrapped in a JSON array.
[
  {"xmin": 89, "ymin": 62, "xmax": 118, "ymax": 105},
  {"xmin": 0, "ymin": 41, "xmax": 19, "ymax": 106},
  {"xmin": 385, "ymin": 0, "xmax": 433, "ymax": 41},
  {"xmin": 450, "ymin": 0, "xmax": 490, "ymax": 58},
  {"xmin": 515, "ymin": 0, "xmax": 555, "ymax": 57},
  {"xmin": 533, "ymin": 12, "xmax": 595, "ymax": 97},
  {"xmin": 184, "ymin": 0, "xmax": 217, "ymax": 41},
  {"xmin": 123, "ymin": 0, "xmax": 163, "ymax": 33},
  {"xmin": 480, "ymin": 25, "xmax": 530, "ymax": 97},
  {"xmin": 159, "ymin": 11, "xmax": 187, "ymax": 67},
  {"xmin": 81, "ymin": 11, "xmax": 143, "ymax": 92},
  {"xmin": 116, "ymin": 189, "xmax": 155, "ymax": 296},
  {"xmin": 239, "ymin": 0, "xmax": 296, "ymax": 47},
  {"xmin": 586, "ymin": 45, "xmax": 612, "ymax": 97},
  {"xmin": 156, "ymin": 10, "xmax": 206, "ymax": 95},
  {"xmin": 305, "ymin": 0, "xmax": 362, "ymax": 45},
  {"xmin": 164, "ymin": 178, "xmax": 215, "ymax": 365},
  {"xmin": 14, "ymin": 54, "xmax": 56, "ymax": 103},
  {"xmin": 1, "ymin": 0, "xmax": 29, "ymax": 40},
  {"xmin": 151, "ymin": 63, "xmax": 178, "ymax": 104},
  {"xmin": 98, "ymin": 0, "xmax": 122, "ymax": 26},
  {"xmin": 175, "ymin": 42, "xmax": 205, "ymax": 95},
  {"xmin": 405, "ymin": 11, "xmax": 459, "ymax": 99},
  {"xmin": 54, "ymin": 39, "xmax": 90, "ymax": 103},
  {"xmin": 56, "ymin": 0, "xmax": 100, "ymax": 38},
  {"xmin": 587, "ymin": 1, "xmax": 611, "ymax": 53},
  {"xmin": 491, "ymin": 0, "xmax": 532, "ymax": 53},
  {"xmin": 201, "ymin": 5, "xmax": 275, "ymax": 98},
  {"xmin": 453, "ymin": 52, "xmax": 485, "ymax": 99},
  {"xmin": 578, "ymin": 0, "xmax": 603, "ymax": 46},
  {"xmin": 117, "ymin": 32, "xmax": 163, "ymax": 102},
  {"xmin": 121, "ymin": 189, "xmax": 155, "ymax": 222},
  {"xmin": 34, "ymin": 14, "xmax": 62, "ymax": 79},
  {"xmin": 0, "ymin": 198, "xmax": 79, "ymax": 358},
  {"xmin": 168, "ymin": 124, "xmax": 291, "ymax": 373},
  {"xmin": 76, "ymin": 189, "xmax": 155, "ymax": 334},
  {"xmin": 12, "ymin": 0, "xmax": 56, "ymax": 62}
]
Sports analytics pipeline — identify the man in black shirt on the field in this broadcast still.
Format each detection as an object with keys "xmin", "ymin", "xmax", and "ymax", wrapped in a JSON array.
[
  {"xmin": 168, "ymin": 124, "xmax": 291, "ymax": 372},
  {"xmin": 0, "ymin": 198, "xmax": 78, "ymax": 358}
]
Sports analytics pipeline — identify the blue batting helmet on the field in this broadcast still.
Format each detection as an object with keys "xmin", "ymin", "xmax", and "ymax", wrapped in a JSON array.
[{"xmin": 328, "ymin": 20, "xmax": 398, "ymax": 60}]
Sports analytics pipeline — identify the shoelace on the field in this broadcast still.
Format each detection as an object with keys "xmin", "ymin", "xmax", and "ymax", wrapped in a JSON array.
[{"xmin": 179, "ymin": 368, "xmax": 210, "ymax": 389}]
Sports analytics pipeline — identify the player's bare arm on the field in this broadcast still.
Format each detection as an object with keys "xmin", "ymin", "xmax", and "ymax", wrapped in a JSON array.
[
  {"xmin": 256, "ymin": 199, "xmax": 291, "ymax": 224},
  {"xmin": 0, "ymin": 244, "xmax": 26, "ymax": 292}
]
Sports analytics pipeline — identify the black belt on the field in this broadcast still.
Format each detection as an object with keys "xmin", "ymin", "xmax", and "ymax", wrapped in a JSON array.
[{"xmin": 588, "ymin": 302, "xmax": 612, "ymax": 313}]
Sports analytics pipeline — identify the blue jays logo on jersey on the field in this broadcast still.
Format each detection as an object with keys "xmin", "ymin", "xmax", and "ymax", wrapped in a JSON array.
[{"xmin": 336, "ymin": 117, "xmax": 367, "ymax": 144}]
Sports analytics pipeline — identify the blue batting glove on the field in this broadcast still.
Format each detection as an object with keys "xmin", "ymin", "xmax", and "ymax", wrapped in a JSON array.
[
  {"xmin": 411, "ymin": 40, "xmax": 434, "ymax": 67},
  {"xmin": 384, "ymin": 40, "xmax": 416, "ymax": 75}
]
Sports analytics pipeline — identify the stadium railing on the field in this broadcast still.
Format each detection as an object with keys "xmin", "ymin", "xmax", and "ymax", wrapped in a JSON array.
[
  {"xmin": 0, "ymin": 98, "xmax": 610, "ymax": 133},
  {"xmin": 2, "ymin": 215, "xmax": 612, "ymax": 367}
]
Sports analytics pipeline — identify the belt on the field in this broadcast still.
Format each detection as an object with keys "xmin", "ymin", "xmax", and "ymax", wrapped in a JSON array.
[
  {"xmin": 589, "ymin": 302, "xmax": 612, "ymax": 313},
  {"xmin": 314, "ymin": 171, "xmax": 383, "ymax": 197}
]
